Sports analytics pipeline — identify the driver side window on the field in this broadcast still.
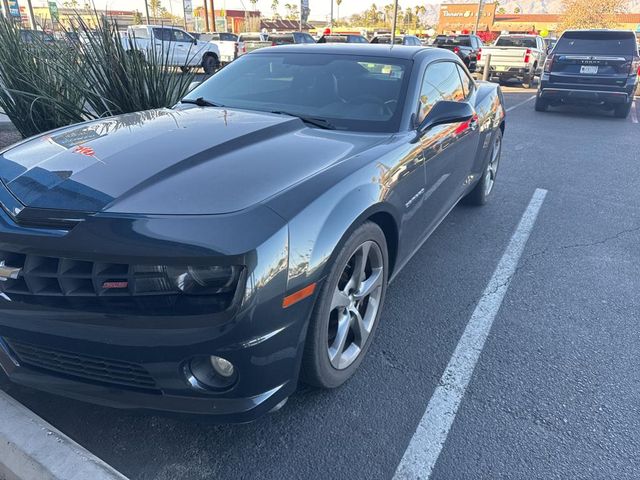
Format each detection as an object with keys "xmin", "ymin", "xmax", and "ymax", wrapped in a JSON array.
[
  {"xmin": 418, "ymin": 61, "xmax": 465, "ymax": 124},
  {"xmin": 172, "ymin": 29, "xmax": 193, "ymax": 43}
]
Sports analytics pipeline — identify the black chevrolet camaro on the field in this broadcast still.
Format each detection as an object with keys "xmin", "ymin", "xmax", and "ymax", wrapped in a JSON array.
[{"xmin": 0, "ymin": 45, "xmax": 505, "ymax": 422}]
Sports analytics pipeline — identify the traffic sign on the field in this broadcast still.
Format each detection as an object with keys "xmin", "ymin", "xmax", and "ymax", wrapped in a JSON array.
[{"xmin": 8, "ymin": 0, "xmax": 20, "ymax": 18}]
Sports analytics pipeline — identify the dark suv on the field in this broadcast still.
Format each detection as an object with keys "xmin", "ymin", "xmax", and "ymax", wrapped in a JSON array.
[{"xmin": 536, "ymin": 30, "xmax": 640, "ymax": 118}]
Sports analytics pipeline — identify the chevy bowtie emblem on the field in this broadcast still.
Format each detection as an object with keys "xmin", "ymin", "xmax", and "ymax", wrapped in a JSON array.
[{"xmin": 0, "ymin": 261, "xmax": 21, "ymax": 281}]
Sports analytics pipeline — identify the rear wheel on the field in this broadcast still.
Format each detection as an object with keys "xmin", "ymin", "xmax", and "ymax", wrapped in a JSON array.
[
  {"xmin": 534, "ymin": 93, "xmax": 549, "ymax": 112},
  {"xmin": 613, "ymin": 101, "xmax": 632, "ymax": 119},
  {"xmin": 202, "ymin": 54, "xmax": 219, "ymax": 75},
  {"xmin": 522, "ymin": 73, "xmax": 533, "ymax": 89},
  {"xmin": 463, "ymin": 129, "xmax": 502, "ymax": 207},
  {"xmin": 302, "ymin": 222, "xmax": 388, "ymax": 388}
]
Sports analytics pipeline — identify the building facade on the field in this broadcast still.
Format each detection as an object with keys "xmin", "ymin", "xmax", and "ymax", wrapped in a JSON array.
[{"xmin": 438, "ymin": 3, "xmax": 640, "ymax": 39}]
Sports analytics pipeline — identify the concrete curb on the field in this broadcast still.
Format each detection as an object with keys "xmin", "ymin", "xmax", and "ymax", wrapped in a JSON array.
[{"xmin": 0, "ymin": 391, "xmax": 128, "ymax": 480}]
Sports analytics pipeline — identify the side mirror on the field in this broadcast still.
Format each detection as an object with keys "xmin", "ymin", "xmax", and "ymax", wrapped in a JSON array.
[
  {"xmin": 417, "ymin": 101, "xmax": 475, "ymax": 136},
  {"xmin": 193, "ymin": 39, "xmax": 198, "ymax": 45}
]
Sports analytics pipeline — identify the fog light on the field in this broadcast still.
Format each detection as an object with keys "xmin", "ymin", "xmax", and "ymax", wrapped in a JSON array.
[
  {"xmin": 210, "ymin": 355, "xmax": 235, "ymax": 377},
  {"xmin": 187, "ymin": 355, "xmax": 237, "ymax": 391}
]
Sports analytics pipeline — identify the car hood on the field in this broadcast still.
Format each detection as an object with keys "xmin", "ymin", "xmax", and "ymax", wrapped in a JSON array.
[{"xmin": 0, "ymin": 107, "xmax": 389, "ymax": 215}]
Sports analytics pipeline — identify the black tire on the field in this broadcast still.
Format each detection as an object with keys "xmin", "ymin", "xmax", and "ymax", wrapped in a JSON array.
[
  {"xmin": 202, "ymin": 54, "xmax": 219, "ymax": 75},
  {"xmin": 462, "ymin": 129, "xmax": 502, "ymax": 207},
  {"xmin": 301, "ymin": 222, "xmax": 389, "ymax": 389},
  {"xmin": 534, "ymin": 94, "xmax": 549, "ymax": 112},
  {"xmin": 613, "ymin": 101, "xmax": 632, "ymax": 119}
]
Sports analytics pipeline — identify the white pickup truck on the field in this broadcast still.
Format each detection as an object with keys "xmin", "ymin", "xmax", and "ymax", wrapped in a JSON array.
[
  {"xmin": 193, "ymin": 32, "xmax": 238, "ymax": 65},
  {"xmin": 477, "ymin": 34, "xmax": 547, "ymax": 88},
  {"xmin": 124, "ymin": 25, "xmax": 221, "ymax": 74}
]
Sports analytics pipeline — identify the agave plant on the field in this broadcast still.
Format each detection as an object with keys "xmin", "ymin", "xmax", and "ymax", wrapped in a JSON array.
[
  {"xmin": 66, "ymin": 15, "xmax": 196, "ymax": 118},
  {"xmin": 0, "ymin": 13, "xmax": 197, "ymax": 138},
  {"xmin": 0, "ymin": 17, "xmax": 87, "ymax": 138}
]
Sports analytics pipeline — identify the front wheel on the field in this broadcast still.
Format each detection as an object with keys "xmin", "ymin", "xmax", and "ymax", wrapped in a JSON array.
[
  {"xmin": 463, "ymin": 129, "xmax": 502, "ymax": 206},
  {"xmin": 302, "ymin": 222, "xmax": 388, "ymax": 389}
]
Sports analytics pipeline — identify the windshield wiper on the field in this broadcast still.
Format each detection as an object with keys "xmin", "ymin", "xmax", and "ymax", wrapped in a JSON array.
[
  {"xmin": 270, "ymin": 111, "xmax": 336, "ymax": 130},
  {"xmin": 181, "ymin": 97, "xmax": 224, "ymax": 108}
]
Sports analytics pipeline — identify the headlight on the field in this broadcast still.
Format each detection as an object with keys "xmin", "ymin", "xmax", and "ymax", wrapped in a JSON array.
[{"xmin": 132, "ymin": 265, "xmax": 243, "ymax": 296}]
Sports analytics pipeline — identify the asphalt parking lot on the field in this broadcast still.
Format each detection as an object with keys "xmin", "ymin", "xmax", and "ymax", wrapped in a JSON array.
[{"xmin": 1, "ymin": 90, "xmax": 639, "ymax": 480}]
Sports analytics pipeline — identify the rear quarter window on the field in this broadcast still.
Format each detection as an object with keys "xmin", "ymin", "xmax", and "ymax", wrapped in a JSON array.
[{"xmin": 555, "ymin": 32, "xmax": 638, "ymax": 55}]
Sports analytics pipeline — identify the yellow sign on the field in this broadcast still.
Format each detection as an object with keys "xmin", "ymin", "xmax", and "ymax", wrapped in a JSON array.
[{"xmin": 540, "ymin": 29, "xmax": 549, "ymax": 37}]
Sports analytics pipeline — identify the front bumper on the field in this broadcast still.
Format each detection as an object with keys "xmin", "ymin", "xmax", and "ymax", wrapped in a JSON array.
[{"xmin": 0, "ymin": 205, "xmax": 317, "ymax": 422}]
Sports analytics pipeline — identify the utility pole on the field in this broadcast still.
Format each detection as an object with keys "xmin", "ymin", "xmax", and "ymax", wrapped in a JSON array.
[
  {"xmin": 209, "ymin": 0, "xmax": 216, "ymax": 32},
  {"xmin": 390, "ymin": 0, "xmax": 399, "ymax": 45},
  {"xmin": 144, "ymin": 0, "xmax": 150, "ymax": 24},
  {"xmin": 473, "ymin": 0, "xmax": 484, "ymax": 34},
  {"xmin": 24, "ymin": 0, "xmax": 36, "ymax": 29},
  {"xmin": 203, "ymin": 0, "xmax": 209, "ymax": 31}
]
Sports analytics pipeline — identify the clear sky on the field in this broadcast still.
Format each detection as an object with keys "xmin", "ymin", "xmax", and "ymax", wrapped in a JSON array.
[{"xmin": 32, "ymin": 1, "xmax": 440, "ymax": 22}]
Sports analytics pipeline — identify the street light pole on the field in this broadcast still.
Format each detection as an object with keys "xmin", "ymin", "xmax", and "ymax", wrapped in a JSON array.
[
  {"xmin": 144, "ymin": 0, "xmax": 150, "ymax": 24},
  {"xmin": 473, "ymin": 0, "xmax": 484, "ymax": 34},
  {"xmin": 390, "ymin": 0, "xmax": 398, "ymax": 45},
  {"xmin": 329, "ymin": 0, "xmax": 333, "ymax": 28}
]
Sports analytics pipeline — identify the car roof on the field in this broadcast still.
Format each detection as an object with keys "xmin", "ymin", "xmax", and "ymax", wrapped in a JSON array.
[{"xmin": 251, "ymin": 44, "xmax": 454, "ymax": 60}]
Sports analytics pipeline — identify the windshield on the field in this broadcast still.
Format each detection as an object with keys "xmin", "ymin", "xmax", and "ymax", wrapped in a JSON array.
[
  {"xmin": 495, "ymin": 37, "xmax": 537, "ymax": 48},
  {"xmin": 183, "ymin": 52, "xmax": 411, "ymax": 132},
  {"xmin": 434, "ymin": 36, "xmax": 471, "ymax": 47},
  {"xmin": 555, "ymin": 31, "xmax": 638, "ymax": 55}
]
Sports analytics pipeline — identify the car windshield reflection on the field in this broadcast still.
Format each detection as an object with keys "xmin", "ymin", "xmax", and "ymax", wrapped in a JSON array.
[{"xmin": 183, "ymin": 52, "xmax": 412, "ymax": 132}]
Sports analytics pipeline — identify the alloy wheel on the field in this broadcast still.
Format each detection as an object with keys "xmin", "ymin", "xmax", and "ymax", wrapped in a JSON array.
[{"xmin": 327, "ymin": 241, "xmax": 384, "ymax": 370}]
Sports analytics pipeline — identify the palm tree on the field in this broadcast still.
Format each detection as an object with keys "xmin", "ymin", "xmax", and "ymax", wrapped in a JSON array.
[
  {"xmin": 336, "ymin": 0, "xmax": 343, "ymax": 21},
  {"xmin": 271, "ymin": 0, "xmax": 280, "ymax": 19},
  {"xmin": 149, "ymin": 0, "xmax": 162, "ymax": 19}
]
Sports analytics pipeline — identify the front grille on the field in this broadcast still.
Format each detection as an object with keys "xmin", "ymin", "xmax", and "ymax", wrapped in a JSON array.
[
  {"xmin": 7, "ymin": 338, "xmax": 157, "ymax": 390},
  {"xmin": 0, "ymin": 250, "xmax": 136, "ymax": 297}
]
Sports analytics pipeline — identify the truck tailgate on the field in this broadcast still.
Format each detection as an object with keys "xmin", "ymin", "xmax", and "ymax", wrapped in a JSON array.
[{"xmin": 480, "ymin": 47, "xmax": 527, "ymax": 68}]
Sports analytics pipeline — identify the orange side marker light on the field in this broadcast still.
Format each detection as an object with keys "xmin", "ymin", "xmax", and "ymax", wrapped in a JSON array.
[{"xmin": 282, "ymin": 283, "xmax": 317, "ymax": 308}]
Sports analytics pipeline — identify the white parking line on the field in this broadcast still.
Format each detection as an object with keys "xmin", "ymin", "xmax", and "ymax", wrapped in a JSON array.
[
  {"xmin": 393, "ymin": 188, "xmax": 548, "ymax": 480},
  {"xmin": 631, "ymin": 101, "xmax": 638, "ymax": 124},
  {"xmin": 506, "ymin": 95, "xmax": 537, "ymax": 112}
]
